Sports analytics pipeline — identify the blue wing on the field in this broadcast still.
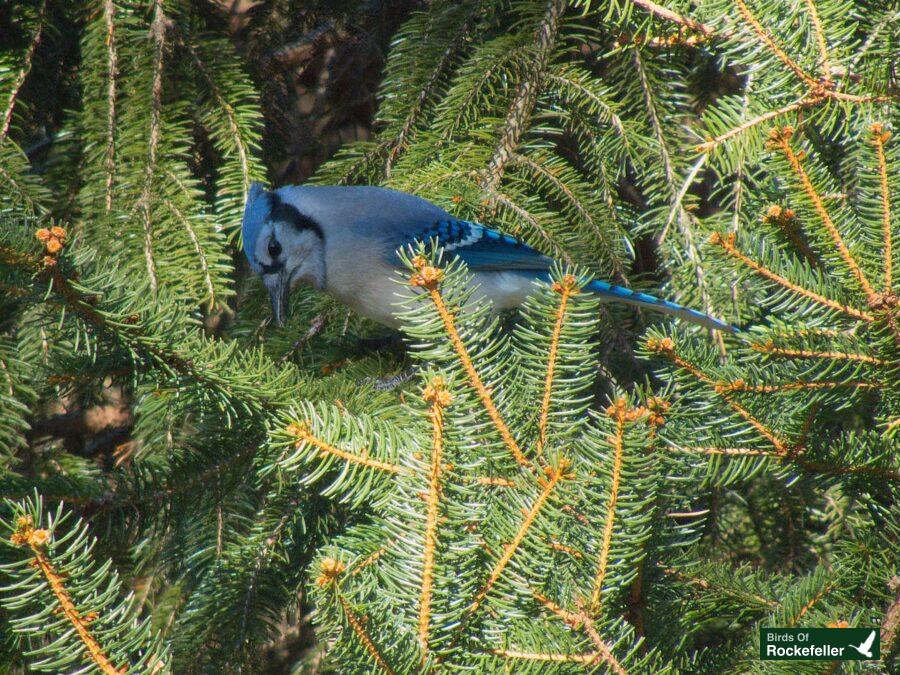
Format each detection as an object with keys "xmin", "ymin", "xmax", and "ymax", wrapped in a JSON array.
[
  {"xmin": 400, "ymin": 218, "xmax": 737, "ymax": 333},
  {"xmin": 402, "ymin": 218, "xmax": 553, "ymax": 270}
]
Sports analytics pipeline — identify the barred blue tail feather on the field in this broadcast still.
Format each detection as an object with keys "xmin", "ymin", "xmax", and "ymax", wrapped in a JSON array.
[{"xmin": 586, "ymin": 279, "xmax": 738, "ymax": 333}]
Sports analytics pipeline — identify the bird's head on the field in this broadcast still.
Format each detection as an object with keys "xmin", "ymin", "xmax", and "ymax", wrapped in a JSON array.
[{"xmin": 242, "ymin": 183, "xmax": 325, "ymax": 326}]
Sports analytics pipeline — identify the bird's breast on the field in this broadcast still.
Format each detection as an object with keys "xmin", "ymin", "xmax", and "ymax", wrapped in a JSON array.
[{"xmin": 325, "ymin": 263, "xmax": 537, "ymax": 329}]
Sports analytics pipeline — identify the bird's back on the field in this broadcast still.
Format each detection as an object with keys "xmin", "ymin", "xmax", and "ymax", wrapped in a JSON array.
[{"xmin": 272, "ymin": 185, "xmax": 453, "ymax": 249}]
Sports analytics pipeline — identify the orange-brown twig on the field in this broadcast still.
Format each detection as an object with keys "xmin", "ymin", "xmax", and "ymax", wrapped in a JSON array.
[
  {"xmin": 351, "ymin": 544, "xmax": 392, "ymax": 575},
  {"xmin": 537, "ymin": 275, "xmax": 578, "ymax": 457},
  {"xmin": 10, "ymin": 516, "xmax": 125, "ymax": 675},
  {"xmin": 771, "ymin": 129, "xmax": 879, "ymax": 305},
  {"xmin": 471, "ymin": 475, "xmax": 517, "ymax": 487},
  {"xmin": 410, "ymin": 259, "xmax": 532, "ymax": 470},
  {"xmin": 734, "ymin": 0, "xmax": 819, "ymax": 87},
  {"xmin": 338, "ymin": 594, "xmax": 394, "ymax": 673},
  {"xmin": 286, "ymin": 422, "xmax": 413, "ymax": 476},
  {"xmin": 417, "ymin": 378, "xmax": 452, "ymax": 661},
  {"xmin": 492, "ymin": 648, "xmax": 602, "ymax": 664},
  {"xmin": 715, "ymin": 379, "xmax": 876, "ymax": 393},
  {"xmin": 751, "ymin": 343, "xmax": 887, "ymax": 366},
  {"xmin": 709, "ymin": 232, "xmax": 873, "ymax": 322},
  {"xmin": 671, "ymin": 446, "xmax": 899, "ymax": 481},
  {"xmin": 590, "ymin": 399, "xmax": 628, "ymax": 614},
  {"xmin": 789, "ymin": 584, "xmax": 833, "ymax": 626},
  {"xmin": 316, "ymin": 559, "xmax": 394, "ymax": 673},
  {"xmin": 871, "ymin": 124, "xmax": 892, "ymax": 293},
  {"xmin": 646, "ymin": 338, "xmax": 790, "ymax": 454},
  {"xmin": 669, "ymin": 445, "xmax": 776, "ymax": 457},
  {"xmin": 532, "ymin": 592, "xmax": 629, "ymax": 674},
  {"xmin": 466, "ymin": 461, "xmax": 568, "ymax": 617},
  {"xmin": 801, "ymin": 0, "xmax": 831, "ymax": 78},
  {"xmin": 630, "ymin": 0, "xmax": 712, "ymax": 35},
  {"xmin": 696, "ymin": 97, "xmax": 818, "ymax": 153}
]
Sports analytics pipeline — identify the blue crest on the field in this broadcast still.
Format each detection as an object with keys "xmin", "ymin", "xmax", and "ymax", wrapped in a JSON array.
[{"xmin": 242, "ymin": 182, "xmax": 270, "ymax": 273}]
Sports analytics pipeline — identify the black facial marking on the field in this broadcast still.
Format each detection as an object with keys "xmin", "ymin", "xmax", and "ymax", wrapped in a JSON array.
[
  {"xmin": 268, "ymin": 238, "xmax": 282, "ymax": 259},
  {"xmin": 260, "ymin": 260, "xmax": 284, "ymax": 275},
  {"xmin": 267, "ymin": 192, "xmax": 324, "ymax": 240}
]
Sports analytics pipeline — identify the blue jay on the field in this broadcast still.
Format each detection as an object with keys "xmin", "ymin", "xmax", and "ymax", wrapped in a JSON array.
[{"xmin": 242, "ymin": 183, "xmax": 736, "ymax": 333}]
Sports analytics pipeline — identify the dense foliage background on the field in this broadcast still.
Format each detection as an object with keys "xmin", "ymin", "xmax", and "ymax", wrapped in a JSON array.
[{"xmin": 0, "ymin": 0, "xmax": 897, "ymax": 672}]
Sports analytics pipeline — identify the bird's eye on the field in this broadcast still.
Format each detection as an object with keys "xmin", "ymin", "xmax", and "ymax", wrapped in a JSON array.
[{"xmin": 267, "ymin": 238, "xmax": 282, "ymax": 259}]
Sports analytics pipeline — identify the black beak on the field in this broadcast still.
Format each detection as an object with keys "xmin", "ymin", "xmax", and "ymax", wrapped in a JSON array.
[{"xmin": 265, "ymin": 273, "xmax": 289, "ymax": 327}]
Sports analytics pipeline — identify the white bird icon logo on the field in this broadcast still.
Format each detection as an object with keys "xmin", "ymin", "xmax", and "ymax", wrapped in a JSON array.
[{"xmin": 850, "ymin": 630, "xmax": 876, "ymax": 658}]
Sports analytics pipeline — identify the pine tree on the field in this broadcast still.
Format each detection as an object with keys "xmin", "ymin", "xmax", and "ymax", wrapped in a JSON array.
[{"xmin": 0, "ymin": 0, "xmax": 897, "ymax": 672}]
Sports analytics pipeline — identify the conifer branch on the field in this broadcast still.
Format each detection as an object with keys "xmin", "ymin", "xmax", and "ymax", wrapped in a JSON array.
[
  {"xmin": 699, "ymin": 5, "xmax": 895, "ymax": 152},
  {"xmin": 126, "ymin": 446, "xmax": 255, "ymax": 516},
  {"xmin": 708, "ymin": 232, "xmax": 874, "ymax": 321},
  {"xmin": 670, "ymin": 445, "xmax": 773, "ymax": 456},
  {"xmin": 383, "ymin": 11, "xmax": 479, "ymax": 178},
  {"xmin": 628, "ymin": 0, "xmax": 712, "ymax": 36},
  {"xmin": 750, "ymin": 343, "xmax": 886, "ymax": 366},
  {"xmin": 162, "ymin": 194, "xmax": 217, "ymax": 307},
  {"xmin": 137, "ymin": 0, "xmax": 167, "ymax": 296},
  {"xmin": 881, "ymin": 578, "xmax": 900, "ymax": 658},
  {"xmin": 661, "ymin": 565, "xmax": 779, "ymax": 608},
  {"xmin": 0, "ymin": 242, "xmax": 284, "ymax": 414},
  {"xmin": 578, "ymin": 613, "xmax": 628, "ymax": 674},
  {"xmin": 410, "ymin": 259, "xmax": 532, "ymax": 470},
  {"xmin": 511, "ymin": 153, "xmax": 629, "ymax": 280},
  {"xmin": 0, "ymin": 1, "xmax": 45, "ymax": 143},
  {"xmin": 637, "ymin": 48, "xmax": 722, "ymax": 350},
  {"xmin": 647, "ymin": 338, "xmax": 789, "ymax": 454},
  {"xmin": 801, "ymin": 0, "xmax": 831, "ymax": 78},
  {"xmin": 10, "ymin": 516, "xmax": 126, "ymax": 674},
  {"xmin": 532, "ymin": 591, "xmax": 629, "ymax": 674},
  {"xmin": 163, "ymin": 167, "xmax": 224, "ymax": 289},
  {"xmin": 480, "ymin": 0, "xmax": 564, "ymax": 193},
  {"xmin": 492, "ymin": 648, "xmax": 602, "ymax": 663},
  {"xmin": 470, "ymin": 475, "xmax": 517, "ymax": 487},
  {"xmin": 351, "ymin": 543, "xmax": 393, "ymax": 575},
  {"xmin": 714, "ymin": 379, "xmax": 876, "ymax": 393},
  {"xmin": 695, "ymin": 96, "xmax": 818, "ymax": 153},
  {"xmin": 544, "ymin": 72, "xmax": 629, "ymax": 139},
  {"xmin": 671, "ymin": 441, "xmax": 898, "ymax": 481},
  {"xmin": 338, "ymin": 592, "xmax": 394, "ymax": 672},
  {"xmin": 102, "ymin": 0, "xmax": 118, "ymax": 212},
  {"xmin": 417, "ymin": 377, "xmax": 452, "ymax": 661},
  {"xmin": 793, "ymin": 458, "xmax": 899, "ymax": 481},
  {"xmin": 178, "ymin": 36, "xmax": 252, "ymax": 200},
  {"xmin": 466, "ymin": 461, "xmax": 568, "ymax": 617},
  {"xmin": 871, "ymin": 124, "xmax": 892, "ymax": 293},
  {"xmin": 286, "ymin": 422, "xmax": 412, "ymax": 476},
  {"xmin": 547, "ymin": 539, "xmax": 583, "ymax": 557},
  {"xmin": 788, "ymin": 583, "xmax": 833, "ymax": 626},
  {"xmin": 764, "ymin": 204, "xmax": 821, "ymax": 268},
  {"xmin": 733, "ymin": 0, "xmax": 819, "ymax": 88},
  {"xmin": 590, "ymin": 398, "xmax": 627, "ymax": 615},
  {"xmin": 537, "ymin": 275, "xmax": 578, "ymax": 457},
  {"xmin": 0, "ymin": 164, "xmax": 43, "ymax": 212},
  {"xmin": 770, "ymin": 128, "xmax": 879, "ymax": 305},
  {"xmin": 230, "ymin": 506, "xmax": 296, "ymax": 650}
]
